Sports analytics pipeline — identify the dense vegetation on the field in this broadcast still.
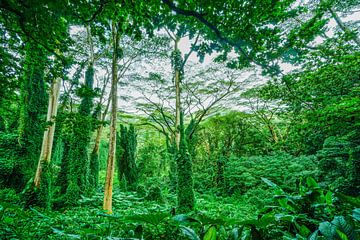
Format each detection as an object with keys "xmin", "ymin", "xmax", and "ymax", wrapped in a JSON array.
[{"xmin": 0, "ymin": 0, "xmax": 359, "ymax": 239}]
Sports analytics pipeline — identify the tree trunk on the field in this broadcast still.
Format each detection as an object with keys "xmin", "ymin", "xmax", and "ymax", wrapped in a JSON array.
[
  {"xmin": 34, "ymin": 77, "xmax": 61, "ymax": 188},
  {"xmin": 103, "ymin": 21, "xmax": 120, "ymax": 214},
  {"xmin": 174, "ymin": 38, "xmax": 181, "ymax": 150},
  {"xmin": 90, "ymin": 96, "xmax": 110, "ymax": 187}
]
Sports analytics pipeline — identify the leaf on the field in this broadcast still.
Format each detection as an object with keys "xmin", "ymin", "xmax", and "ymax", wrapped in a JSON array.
[
  {"xmin": 261, "ymin": 177, "xmax": 278, "ymax": 188},
  {"xmin": 335, "ymin": 193, "xmax": 360, "ymax": 207},
  {"xmin": 332, "ymin": 216, "xmax": 358, "ymax": 240},
  {"xmin": 173, "ymin": 214, "xmax": 201, "ymax": 224},
  {"xmin": 180, "ymin": 226, "xmax": 200, "ymax": 240},
  {"xmin": 298, "ymin": 224, "xmax": 311, "ymax": 237},
  {"xmin": 319, "ymin": 221, "xmax": 336, "ymax": 238},
  {"xmin": 325, "ymin": 191, "xmax": 333, "ymax": 205},
  {"xmin": 336, "ymin": 229, "xmax": 349, "ymax": 240},
  {"xmin": 306, "ymin": 177, "xmax": 319, "ymax": 189},
  {"xmin": 229, "ymin": 226, "xmax": 243, "ymax": 240},
  {"xmin": 275, "ymin": 214, "xmax": 295, "ymax": 222},
  {"xmin": 308, "ymin": 230, "xmax": 319, "ymax": 240},
  {"xmin": 352, "ymin": 208, "xmax": 360, "ymax": 222},
  {"xmin": 203, "ymin": 226, "xmax": 216, "ymax": 240}
]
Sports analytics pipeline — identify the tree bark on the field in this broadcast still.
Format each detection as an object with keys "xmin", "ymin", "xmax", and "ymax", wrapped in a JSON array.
[
  {"xmin": 103, "ymin": 21, "xmax": 120, "ymax": 214},
  {"xmin": 34, "ymin": 77, "xmax": 61, "ymax": 188},
  {"xmin": 92, "ymin": 97, "xmax": 110, "ymax": 157},
  {"xmin": 174, "ymin": 38, "xmax": 181, "ymax": 150}
]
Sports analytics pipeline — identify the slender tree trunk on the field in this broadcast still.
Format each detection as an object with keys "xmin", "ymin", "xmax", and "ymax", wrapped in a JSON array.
[
  {"xmin": 174, "ymin": 38, "xmax": 181, "ymax": 150},
  {"xmin": 91, "ymin": 97, "xmax": 110, "ymax": 159},
  {"xmin": 34, "ymin": 77, "xmax": 61, "ymax": 188},
  {"xmin": 103, "ymin": 21, "xmax": 120, "ymax": 214}
]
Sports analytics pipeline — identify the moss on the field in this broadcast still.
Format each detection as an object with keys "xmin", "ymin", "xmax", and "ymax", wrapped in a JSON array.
[
  {"xmin": 65, "ymin": 181, "xmax": 81, "ymax": 206},
  {"xmin": 18, "ymin": 41, "xmax": 47, "ymax": 181},
  {"xmin": 56, "ymin": 65, "xmax": 96, "ymax": 202},
  {"xmin": 38, "ymin": 162, "xmax": 52, "ymax": 210},
  {"xmin": 89, "ymin": 151, "xmax": 100, "ymax": 190},
  {"xmin": 20, "ymin": 162, "xmax": 53, "ymax": 210},
  {"xmin": 176, "ymin": 112, "xmax": 195, "ymax": 213},
  {"xmin": 117, "ymin": 124, "xmax": 138, "ymax": 189}
]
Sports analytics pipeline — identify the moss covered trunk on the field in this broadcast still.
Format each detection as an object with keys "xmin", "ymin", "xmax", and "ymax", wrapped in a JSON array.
[{"xmin": 34, "ymin": 77, "xmax": 61, "ymax": 188}]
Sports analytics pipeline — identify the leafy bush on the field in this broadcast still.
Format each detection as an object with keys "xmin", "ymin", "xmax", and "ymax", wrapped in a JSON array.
[
  {"xmin": 224, "ymin": 153, "xmax": 318, "ymax": 195},
  {"xmin": 0, "ymin": 133, "xmax": 26, "ymax": 189}
]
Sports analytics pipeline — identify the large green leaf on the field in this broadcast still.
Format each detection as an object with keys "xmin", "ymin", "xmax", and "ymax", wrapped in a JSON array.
[
  {"xmin": 332, "ymin": 216, "xmax": 358, "ymax": 240},
  {"xmin": 203, "ymin": 226, "xmax": 216, "ymax": 240},
  {"xmin": 173, "ymin": 214, "xmax": 201, "ymax": 224},
  {"xmin": 306, "ymin": 177, "xmax": 319, "ymax": 189},
  {"xmin": 352, "ymin": 208, "xmax": 360, "ymax": 222},
  {"xmin": 336, "ymin": 229, "xmax": 349, "ymax": 240},
  {"xmin": 319, "ymin": 221, "xmax": 336, "ymax": 238},
  {"xmin": 180, "ymin": 226, "xmax": 200, "ymax": 240}
]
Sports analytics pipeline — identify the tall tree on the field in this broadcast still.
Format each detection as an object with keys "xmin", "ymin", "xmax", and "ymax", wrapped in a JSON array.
[
  {"xmin": 116, "ymin": 124, "xmax": 138, "ymax": 189},
  {"xmin": 65, "ymin": 25, "xmax": 96, "ymax": 200},
  {"xmin": 103, "ymin": 20, "xmax": 120, "ymax": 214},
  {"xmin": 18, "ymin": 42, "xmax": 48, "ymax": 177},
  {"xmin": 33, "ymin": 77, "xmax": 61, "ymax": 208}
]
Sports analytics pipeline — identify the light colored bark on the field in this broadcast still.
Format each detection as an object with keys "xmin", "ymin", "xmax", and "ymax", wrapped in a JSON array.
[
  {"xmin": 92, "ymin": 97, "xmax": 110, "ymax": 156},
  {"xmin": 174, "ymin": 38, "xmax": 181, "ymax": 150},
  {"xmin": 103, "ymin": 21, "xmax": 119, "ymax": 214},
  {"xmin": 34, "ymin": 77, "xmax": 61, "ymax": 188}
]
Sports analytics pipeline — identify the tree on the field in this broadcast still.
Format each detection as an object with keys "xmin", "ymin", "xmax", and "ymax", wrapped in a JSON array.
[
  {"xmin": 176, "ymin": 112, "xmax": 195, "ymax": 213},
  {"xmin": 116, "ymin": 124, "xmax": 138, "ymax": 189},
  {"xmin": 64, "ymin": 25, "xmax": 97, "ymax": 200},
  {"xmin": 18, "ymin": 42, "xmax": 48, "ymax": 178},
  {"xmin": 103, "ymin": 20, "xmax": 120, "ymax": 214},
  {"xmin": 33, "ymin": 77, "xmax": 61, "ymax": 208}
]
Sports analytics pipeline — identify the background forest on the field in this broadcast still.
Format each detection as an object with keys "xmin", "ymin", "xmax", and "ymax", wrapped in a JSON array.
[{"xmin": 0, "ymin": 0, "xmax": 360, "ymax": 239}]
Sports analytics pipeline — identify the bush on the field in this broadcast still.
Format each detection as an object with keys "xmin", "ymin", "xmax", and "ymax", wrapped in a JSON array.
[
  {"xmin": 224, "ymin": 153, "xmax": 318, "ymax": 195},
  {"xmin": 0, "ymin": 133, "xmax": 26, "ymax": 189},
  {"xmin": 0, "ymin": 188, "xmax": 20, "ymax": 204}
]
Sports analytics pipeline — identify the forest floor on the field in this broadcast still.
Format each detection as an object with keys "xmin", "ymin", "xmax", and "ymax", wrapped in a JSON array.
[{"xmin": 0, "ymin": 185, "xmax": 257, "ymax": 239}]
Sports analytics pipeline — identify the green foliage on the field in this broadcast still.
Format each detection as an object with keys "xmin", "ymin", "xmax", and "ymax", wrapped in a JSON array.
[
  {"xmin": 116, "ymin": 124, "xmax": 138, "ymax": 189},
  {"xmin": 194, "ymin": 153, "xmax": 318, "ymax": 200},
  {"xmin": 317, "ymin": 136, "xmax": 352, "ymax": 191},
  {"xmin": 17, "ymin": 41, "xmax": 48, "ymax": 182},
  {"xmin": 38, "ymin": 162, "xmax": 53, "ymax": 210},
  {"xmin": 177, "ymin": 112, "xmax": 195, "ymax": 213},
  {"xmin": 137, "ymin": 133, "xmax": 169, "ymax": 179},
  {"xmin": 145, "ymin": 186, "xmax": 164, "ymax": 202},
  {"xmin": 89, "ymin": 151, "xmax": 100, "ymax": 189},
  {"xmin": 171, "ymin": 49, "xmax": 184, "ymax": 74},
  {"xmin": 232, "ymin": 177, "xmax": 359, "ymax": 239},
  {"xmin": 0, "ymin": 133, "xmax": 25, "ymax": 189},
  {"xmin": 0, "ymin": 0, "xmax": 360, "ymax": 239},
  {"xmin": 56, "ymin": 64, "xmax": 96, "ymax": 203}
]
